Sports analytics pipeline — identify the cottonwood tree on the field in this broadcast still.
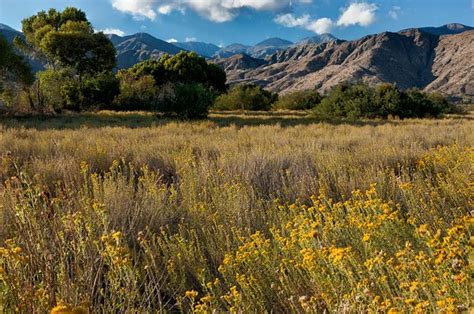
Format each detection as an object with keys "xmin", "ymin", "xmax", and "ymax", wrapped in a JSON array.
[{"xmin": 15, "ymin": 7, "xmax": 118, "ymax": 111}]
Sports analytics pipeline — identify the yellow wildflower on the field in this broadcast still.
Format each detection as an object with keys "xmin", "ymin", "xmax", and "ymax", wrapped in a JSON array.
[{"xmin": 185, "ymin": 290, "xmax": 199, "ymax": 299}]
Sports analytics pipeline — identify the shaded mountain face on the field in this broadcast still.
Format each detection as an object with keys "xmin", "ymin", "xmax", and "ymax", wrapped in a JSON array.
[
  {"xmin": 213, "ymin": 53, "xmax": 267, "ymax": 72},
  {"xmin": 174, "ymin": 41, "xmax": 220, "ymax": 58},
  {"xmin": 113, "ymin": 33, "xmax": 185, "ymax": 69},
  {"xmin": 214, "ymin": 43, "xmax": 251, "ymax": 58},
  {"xmin": 247, "ymin": 37, "xmax": 293, "ymax": 59},
  {"xmin": 219, "ymin": 25, "xmax": 473, "ymax": 97},
  {"xmin": 213, "ymin": 37, "xmax": 297, "ymax": 59}
]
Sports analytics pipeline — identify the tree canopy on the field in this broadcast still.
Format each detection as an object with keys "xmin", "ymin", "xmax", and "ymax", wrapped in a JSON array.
[
  {"xmin": 127, "ymin": 52, "xmax": 226, "ymax": 92},
  {"xmin": 16, "ymin": 7, "xmax": 116, "ymax": 74}
]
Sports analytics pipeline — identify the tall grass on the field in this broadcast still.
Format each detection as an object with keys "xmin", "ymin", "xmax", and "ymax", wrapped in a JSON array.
[{"xmin": 0, "ymin": 112, "xmax": 472, "ymax": 312}]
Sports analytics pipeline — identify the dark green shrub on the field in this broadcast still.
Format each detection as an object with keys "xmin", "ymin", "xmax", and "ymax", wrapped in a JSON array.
[
  {"xmin": 272, "ymin": 90, "xmax": 321, "ymax": 110},
  {"xmin": 374, "ymin": 83, "xmax": 404, "ymax": 118},
  {"xmin": 213, "ymin": 84, "xmax": 277, "ymax": 111},
  {"xmin": 82, "ymin": 72, "xmax": 120, "ymax": 110},
  {"xmin": 313, "ymin": 82, "xmax": 453, "ymax": 119},
  {"xmin": 158, "ymin": 83, "xmax": 215, "ymax": 119}
]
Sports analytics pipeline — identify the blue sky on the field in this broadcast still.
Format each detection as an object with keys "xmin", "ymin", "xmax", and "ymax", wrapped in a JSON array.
[{"xmin": 1, "ymin": 0, "xmax": 473, "ymax": 46}]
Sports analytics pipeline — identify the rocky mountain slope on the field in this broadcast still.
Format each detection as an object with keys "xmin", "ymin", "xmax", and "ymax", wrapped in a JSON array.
[
  {"xmin": 110, "ymin": 33, "xmax": 184, "ymax": 69},
  {"xmin": 174, "ymin": 41, "xmax": 220, "ymax": 58},
  {"xmin": 218, "ymin": 25, "xmax": 473, "ymax": 97}
]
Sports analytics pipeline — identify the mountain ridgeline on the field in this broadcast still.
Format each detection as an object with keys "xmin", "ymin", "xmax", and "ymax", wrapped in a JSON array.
[
  {"xmin": 217, "ymin": 24, "xmax": 474, "ymax": 98},
  {"xmin": 0, "ymin": 22, "xmax": 472, "ymax": 97}
]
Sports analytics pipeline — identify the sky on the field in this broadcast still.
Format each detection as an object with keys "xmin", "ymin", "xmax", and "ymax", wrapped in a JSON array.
[{"xmin": 0, "ymin": 0, "xmax": 473, "ymax": 46}]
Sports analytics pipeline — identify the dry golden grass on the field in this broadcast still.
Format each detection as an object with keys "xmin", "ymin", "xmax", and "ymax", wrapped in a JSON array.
[{"xmin": 0, "ymin": 111, "xmax": 472, "ymax": 312}]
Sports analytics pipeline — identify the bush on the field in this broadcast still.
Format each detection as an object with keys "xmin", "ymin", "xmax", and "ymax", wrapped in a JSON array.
[
  {"xmin": 213, "ymin": 84, "xmax": 277, "ymax": 111},
  {"xmin": 113, "ymin": 71, "xmax": 160, "ymax": 111},
  {"xmin": 37, "ymin": 69, "xmax": 75, "ymax": 112},
  {"xmin": 272, "ymin": 90, "xmax": 322, "ymax": 110},
  {"xmin": 158, "ymin": 83, "xmax": 215, "ymax": 119},
  {"xmin": 313, "ymin": 82, "xmax": 454, "ymax": 119},
  {"xmin": 128, "ymin": 52, "xmax": 227, "ymax": 93}
]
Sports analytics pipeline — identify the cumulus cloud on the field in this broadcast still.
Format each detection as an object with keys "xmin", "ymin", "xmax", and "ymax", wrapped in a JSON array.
[
  {"xmin": 275, "ymin": 2, "xmax": 377, "ymax": 35},
  {"xmin": 185, "ymin": 37, "xmax": 197, "ymax": 42},
  {"xmin": 275, "ymin": 13, "xmax": 333, "ymax": 34},
  {"xmin": 111, "ymin": 0, "xmax": 311, "ymax": 22},
  {"xmin": 99, "ymin": 28, "xmax": 125, "ymax": 36},
  {"xmin": 167, "ymin": 38, "xmax": 178, "ymax": 43},
  {"xmin": 336, "ymin": 2, "xmax": 378, "ymax": 27},
  {"xmin": 307, "ymin": 17, "xmax": 334, "ymax": 34},
  {"xmin": 112, "ymin": 0, "xmax": 157, "ymax": 20}
]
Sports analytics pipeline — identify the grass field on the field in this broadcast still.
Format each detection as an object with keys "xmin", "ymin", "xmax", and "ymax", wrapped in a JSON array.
[{"xmin": 0, "ymin": 111, "xmax": 472, "ymax": 312}]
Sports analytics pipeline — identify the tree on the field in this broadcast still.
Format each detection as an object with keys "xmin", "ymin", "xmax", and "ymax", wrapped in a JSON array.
[
  {"xmin": 113, "ymin": 71, "xmax": 160, "ymax": 111},
  {"xmin": 213, "ymin": 84, "xmax": 277, "ymax": 111},
  {"xmin": 121, "ymin": 52, "xmax": 226, "ymax": 117},
  {"xmin": 159, "ymin": 83, "xmax": 215, "ymax": 119},
  {"xmin": 15, "ymin": 7, "xmax": 118, "ymax": 111},
  {"xmin": 128, "ymin": 52, "xmax": 227, "ymax": 93},
  {"xmin": 0, "ymin": 35, "xmax": 34, "ymax": 111}
]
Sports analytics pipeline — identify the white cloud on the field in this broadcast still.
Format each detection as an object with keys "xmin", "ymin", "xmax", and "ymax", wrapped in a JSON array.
[
  {"xmin": 275, "ymin": 13, "xmax": 333, "ymax": 34},
  {"xmin": 99, "ymin": 27, "xmax": 125, "ymax": 36},
  {"xmin": 111, "ymin": 0, "xmax": 312, "ymax": 22},
  {"xmin": 274, "ymin": 13, "xmax": 310, "ymax": 28},
  {"xmin": 274, "ymin": 2, "xmax": 377, "ymax": 35},
  {"xmin": 307, "ymin": 17, "xmax": 334, "ymax": 34},
  {"xmin": 185, "ymin": 37, "xmax": 197, "ymax": 42},
  {"xmin": 337, "ymin": 2, "xmax": 378, "ymax": 27},
  {"xmin": 388, "ymin": 6, "xmax": 401, "ymax": 20},
  {"xmin": 167, "ymin": 38, "xmax": 178, "ymax": 43},
  {"xmin": 112, "ymin": 0, "xmax": 157, "ymax": 20}
]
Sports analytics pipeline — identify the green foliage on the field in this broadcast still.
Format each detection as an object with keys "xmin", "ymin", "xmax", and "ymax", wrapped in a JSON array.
[
  {"xmin": 313, "ymin": 82, "xmax": 454, "ymax": 119},
  {"xmin": 0, "ymin": 35, "xmax": 34, "ymax": 101},
  {"xmin": 36, "ymin": 68, "xmax": 74, "ymax": 112},
  {"xmin": 213, "ymin": 84, "xmax": 278, "ymax": 111},
  {"xmin": 81, "ymin": 72, "xmax": 120, "ymax": 110},
  {"xmin": 9, "ymin": 7, "xmax": 118, "ymax": 113},
  {"xmin": 18, "ymin": 7, "xmax": 116, "ymax": 73},
  {"xmin": 121, "ymin": 52, "xmax": 226, "ymax": 118},
  {"xmin": 128, "ymin": 52, "xmax": 226, "ymax": 93},
  {"xmin": 272, "ymin": 90, "xmax": 322, "ymax": 110},
  {"xmin": 158, "ymin": 83, "xmax": 215, "ymax": 119},
  {"xmin": 113, "ymin": 71, "xmax": 160, "ymax": 111}
]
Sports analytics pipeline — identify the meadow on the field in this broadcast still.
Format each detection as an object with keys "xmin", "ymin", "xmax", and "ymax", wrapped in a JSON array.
[{"xmin": 0, "ymin": 111, "xmax": 472, "ymax": 313}]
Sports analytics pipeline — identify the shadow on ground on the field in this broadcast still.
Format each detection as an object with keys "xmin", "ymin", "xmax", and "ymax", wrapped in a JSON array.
[{"xmin": 0, "ymin": 110, "xmax": 471, "ymax": 130}]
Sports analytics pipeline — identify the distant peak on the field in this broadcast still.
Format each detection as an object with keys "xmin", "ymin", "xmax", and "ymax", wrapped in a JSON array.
[{"xmin": 255, "ymin": 37, "xmax": 293, "ymax": 47}]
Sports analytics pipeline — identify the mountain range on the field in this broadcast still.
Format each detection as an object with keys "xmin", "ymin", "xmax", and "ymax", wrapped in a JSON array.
[
  {"xmin": 218, "ymin": 23, "xmax": 473, "ymax": 97},
  {"xmin": 1, "ymin": 22, "xmax": 472, "ymax": 97}
]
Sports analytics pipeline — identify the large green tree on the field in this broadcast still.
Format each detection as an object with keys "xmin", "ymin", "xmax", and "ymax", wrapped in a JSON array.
[
  {"xmin": 16, "ymin": 7, "xmax": 115, "ymax": 74},
  {"xmin": 0, "ymin": 35, "xmax": 34, "ymax": 110},
  {"xmin": 128, "ymin": 52, "xmax": 227, "ymax": 93},
  {"xmin": 15, "ymin": 7, "xmax": 118, "ymax": 111}
]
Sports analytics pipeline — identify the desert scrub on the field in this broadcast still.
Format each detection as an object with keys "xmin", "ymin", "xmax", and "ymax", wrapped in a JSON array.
[{"xmin": 0, "ymin": 113, "xmax": 473, "ymax": 312}]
